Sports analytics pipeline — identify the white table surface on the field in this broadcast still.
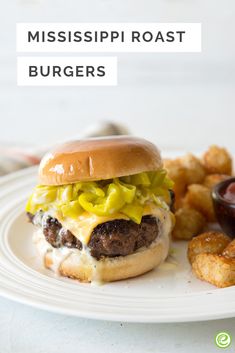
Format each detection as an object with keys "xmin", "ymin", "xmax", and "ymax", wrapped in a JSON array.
[
  {"xmin": 1, "ymin": 0, "xmax": 235, "ymax": 352},
  {"xmin": 0, "ymin": 296, "xmax": 234, "ymax": 353}
]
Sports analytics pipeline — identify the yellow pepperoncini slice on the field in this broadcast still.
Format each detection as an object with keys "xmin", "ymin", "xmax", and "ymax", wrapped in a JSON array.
[
  {"xmin": 57, "ymin": 185, "xmax": 73, "ymax": 203},
  {"xmin": 78, "ymin": 183, "xmax": 125, "ymax": 216},
  {"xmin": 114, "ymin": 179, "xmax": 136, "ymax": 203},
  {"xmin": 26, "ymin": 170, "xmax": 174, "ymax": 223},
  {"xmin": 25, "ymin": 185, "xmax": 57, "ymax": 214},
  {"xmin": 61, "ymin": 200, "xmax": 83, "ymax": 219},
  {"xmin": 121, "ymin": 203, "xmax": 144, "ymax": 224},
  {"xmin": 81, "ymin": 181, "xmax": 105, "ymax": 197},
  {"xmin": 121, "ymin": 172, "xmax": 151, "ymax": 186},
  {"xmin": 32, "ymin": 185, "xmax": 57, "ymax": 204}
]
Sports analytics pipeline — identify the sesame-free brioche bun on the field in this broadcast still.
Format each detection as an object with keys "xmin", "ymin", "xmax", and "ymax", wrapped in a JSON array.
[
  {"xmin": 47, "ymin": 240, "xmax": 168, "ymax": 283},
  {"xmin": 39, "ymin": 136, "xmax": 162, "ymax": 185}
]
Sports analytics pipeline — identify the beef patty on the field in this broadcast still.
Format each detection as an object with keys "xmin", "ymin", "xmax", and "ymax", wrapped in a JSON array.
[
  {"xmin": 88, "ymin": 216, "xmax": 160, "ymax": 259},
  {"xmin": 27, "ymin": 212, "xmax": 160, "ymax": 260}
]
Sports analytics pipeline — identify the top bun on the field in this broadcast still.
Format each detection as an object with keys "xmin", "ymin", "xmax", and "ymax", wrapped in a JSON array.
[{"xmin": 39, "ymin": 136, "xmax": 162, "ymax": 185}]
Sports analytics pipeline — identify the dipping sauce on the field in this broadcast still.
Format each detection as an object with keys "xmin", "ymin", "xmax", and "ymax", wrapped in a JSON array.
[
  {"xmin": 212, "ymin": 178, "xmax": 235, "ymax": 238},
  {"xmin": 223, "ymin": 182, "xmax": 235, "ymax": 203}
]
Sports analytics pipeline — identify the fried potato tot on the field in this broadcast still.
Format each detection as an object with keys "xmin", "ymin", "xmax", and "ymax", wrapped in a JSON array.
[
  {"xmin": 164, "ymin": 159, "xmax": 187, "ymax": 195},
  {"xmin": 173, "ymin": 197, "xmax": 185, "ymax": 210},
  {"xmin": 202, "ymin": 145, "xmax": 232, "ymax": 175},
  {"xmin": 179, "ymin": 154, "xmax": 206, "ymax": 185},
  {"xmin": 187, "ymin": 231, "xmax": 230, "ymax": 264},
  {"xmin": 222, "ymin": 239, "xmax": 235, "ymax": 259},
  {"xmin": 203, "ymin": 174, "xmax": 230, "ymax": 189},
  {"xmin": 192, "ymin": 253, "xmax": 235, "ymax": 288},
  {"xmin": 184, "ymin": 184, "xmax": 216, "ymax": 222},
  {"xmin": 164, "ymin": 159, "xmax": 187, "ymax": 209},
  {"xmin": 172, "ymin": 207, "xmax": 206, "ymax": 240}
]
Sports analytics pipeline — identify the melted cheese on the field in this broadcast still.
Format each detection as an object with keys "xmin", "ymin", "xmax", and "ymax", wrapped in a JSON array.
[
  {"xmin": 56, "ymin": 212, "xmax": 129, "ymax": 245},
  {"xmin": 51, "ymin": 203, "xmax": 173, "ymax": 245}
]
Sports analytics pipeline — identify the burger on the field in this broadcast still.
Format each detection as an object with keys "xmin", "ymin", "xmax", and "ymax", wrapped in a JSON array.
[{"xmin": 26, "ymin": 136, "xmax": 174, "ymax": 283}]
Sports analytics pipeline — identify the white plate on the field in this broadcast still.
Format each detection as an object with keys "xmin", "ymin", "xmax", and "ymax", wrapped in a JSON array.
[{"xmin": 0, "ymin": 166, "xmax": 235, "ymax": 323}]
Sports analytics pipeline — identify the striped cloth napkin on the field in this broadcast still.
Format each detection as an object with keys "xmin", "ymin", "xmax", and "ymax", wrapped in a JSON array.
[{"xmin": 0, "ymin": 122, "xmax": 129, "ymax": 176}]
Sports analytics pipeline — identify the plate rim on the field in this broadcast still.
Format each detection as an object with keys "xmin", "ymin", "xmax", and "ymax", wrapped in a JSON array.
[{"xmin": 0, "ymin": 166, "xmax": 235, "ymax": 323}]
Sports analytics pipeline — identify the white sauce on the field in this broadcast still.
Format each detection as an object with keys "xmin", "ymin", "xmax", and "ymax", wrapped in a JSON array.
[
  {"xmin": 33, "ymin": 230, "xmax": 76, "ymax": 274},
  {"xmin": 33, "ymin": 207, "xmax": 173, "ymax": 282}
]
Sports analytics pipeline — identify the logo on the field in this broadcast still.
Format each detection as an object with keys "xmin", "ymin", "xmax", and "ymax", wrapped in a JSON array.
[{"xmin": 215, "ymin": 332, "xmax": 232, "ymax": 349}]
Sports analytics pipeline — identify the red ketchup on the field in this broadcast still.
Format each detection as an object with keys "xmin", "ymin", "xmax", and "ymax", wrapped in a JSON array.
[{"xmin": 223, "ymin": 182, "xmax": 235, "ymax": 203}]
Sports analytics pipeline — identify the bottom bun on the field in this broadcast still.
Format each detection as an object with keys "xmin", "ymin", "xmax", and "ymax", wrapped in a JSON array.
[{"xmin": 33, "ymin": 215, "xmax": 172, "ymax": 283}]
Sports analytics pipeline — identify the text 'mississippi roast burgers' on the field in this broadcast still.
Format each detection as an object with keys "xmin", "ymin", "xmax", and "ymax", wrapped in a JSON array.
[{"xmin": 26, "ymin": 136, "xmax": 175, "ymax": 283}]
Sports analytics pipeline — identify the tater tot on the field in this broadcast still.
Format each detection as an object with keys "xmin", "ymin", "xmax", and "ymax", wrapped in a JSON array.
[
  {"xmin": 192, "ymin": 253, "xmax": 235, "ymax": 288},
  {"xmin": 203, "ymin": 174, "xmax": 230, "ymax": 189},
  {"xmin": 187, "ymin": 231, "xmax": 231, "ymax": 264},
  {"xmin": 172, "ymin": 207, "xmax": 206, "ymax": 241},
  {"xmin": 202, "ymin": 145, "xmax": 232, "ymax": 175},
  {"xmin": 164, "ymin": 159, "xmax": 187, "ymax": 209},
  {"xmin": 180, "ymin": 154, "xmax": 206, "ymax": 185},
  {"xmin": 164, "ymin": 159, "xmax": 187, "ymax": 194},
  {"xmin": 222, "ymin": 239, "xmax": 235, "ymax": 258},
  {"xmin": 184, "ymin": 184, "xmax": 216, "ymax": 222}
]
